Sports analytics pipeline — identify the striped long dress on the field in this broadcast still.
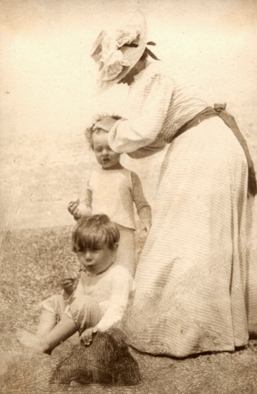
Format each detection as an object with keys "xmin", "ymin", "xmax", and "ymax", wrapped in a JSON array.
[{"xmin": 107, "ymin": 60, "xmax": 251, "ymax": 357}]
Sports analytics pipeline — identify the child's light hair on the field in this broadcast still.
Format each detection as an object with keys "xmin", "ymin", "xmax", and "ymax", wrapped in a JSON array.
[
  {"xmin": 72, "ymin": 214, "xmax": 120, "ymax": 253},
  {"xmin": 85, "ymin": 114, "xmax": 122, "ymax": 150}
]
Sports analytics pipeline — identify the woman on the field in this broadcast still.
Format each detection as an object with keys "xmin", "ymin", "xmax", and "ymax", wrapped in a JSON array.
[{"xmin": 90, "ymin": 12, "xmax": 256, "ymax": 357}]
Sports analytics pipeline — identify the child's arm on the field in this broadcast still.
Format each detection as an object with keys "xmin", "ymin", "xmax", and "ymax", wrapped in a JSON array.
[
  {"xmin": 80, "ymin": 267, "xmax": 133, "ymax": 345},
  {"xmin": 78, "ymin": 188, "xmax": 93, "ymax": 217},
  {"xmin": 68, "ymin": 189, "xmax": 92, "ymax": 220},
  {"xmin": 130, "ymin": 171, "xmax": 152, "ymax": 233},
  {"xmin": 96, "ymin": 267, "xmax": 133, "ymax": 332}
]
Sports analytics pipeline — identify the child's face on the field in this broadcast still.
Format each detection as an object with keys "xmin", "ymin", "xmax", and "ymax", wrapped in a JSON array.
[
  {"xmin": 92, "ymin": 131, "xmax": 121, "ymax": 169},
  {"xmin": 77, "ymin": 244, "xmax": 117, "ymax": 274}
]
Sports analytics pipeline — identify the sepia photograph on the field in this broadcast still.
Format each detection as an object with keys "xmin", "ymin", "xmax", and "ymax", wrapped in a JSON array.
[{"xmin": 1, "ymin": 0, "xmax": 257, "ymax": 392}]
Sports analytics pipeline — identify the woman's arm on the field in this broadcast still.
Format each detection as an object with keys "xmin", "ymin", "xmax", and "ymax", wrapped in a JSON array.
[{"xmin": 108, "ymin": 71, "xmax": 173, "ymax": 153}]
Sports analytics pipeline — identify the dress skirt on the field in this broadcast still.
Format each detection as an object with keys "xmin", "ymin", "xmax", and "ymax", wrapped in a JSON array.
[{"xmin": 124, "ymin": 116, "xmax": 249, "ymax": 357}]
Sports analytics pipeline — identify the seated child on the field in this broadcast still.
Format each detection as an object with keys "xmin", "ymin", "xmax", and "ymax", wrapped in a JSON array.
[
  {"xmin": 68, "ymin": 114, "xmax": 152, "ymax": 276},
  {"xmin": 18, "ymin": 214, "xmax": 134, "ymax": 354}
]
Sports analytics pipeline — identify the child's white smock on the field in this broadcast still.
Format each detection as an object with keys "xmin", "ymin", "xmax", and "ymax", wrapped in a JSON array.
[
  {"xmin": 41, "ymin": 264, "xmax": 134, "ymax": 333},
  {"xmin": 83, "ymin": 167, "xmax": 150, "ymax": 275}
]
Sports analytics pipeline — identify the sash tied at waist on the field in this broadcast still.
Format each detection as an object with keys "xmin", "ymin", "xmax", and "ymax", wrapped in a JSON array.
[{"xmin": 171, "ymin": 103, "xmax": 257, "ymax": 196}]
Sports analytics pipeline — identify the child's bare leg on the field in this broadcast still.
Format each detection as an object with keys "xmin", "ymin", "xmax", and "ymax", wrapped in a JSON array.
[
  {"xmin": 18, "ymin": 314, "xmax": 77, "ymax": 354},
  {"xmin": 42, "ymin": 313, "xmax": 77, "ymax": 352},
  {"xmin": 41, "ymin": 296, "xmax": 102, "ymax": 353},
  {"xmin": 18, "ymin": 296, "xmax": 101, "ymax": 354},
  {"xmin": 36, "ymin": 294, "xmax": 66, "ymax": 337}
]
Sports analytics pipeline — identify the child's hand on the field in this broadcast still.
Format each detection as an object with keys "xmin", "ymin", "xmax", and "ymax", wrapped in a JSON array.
[
  {"xmin": 67, "ymin": 199, "xmax": 80, "ymax": 220},
  {"xmin": 61, "ymin": 278, "xmax": 76, "ymax": 297},
  {"xmin": 68, "ymin": 200, "xmax": 91, "ymax": 220},
  {"xmin": 80, "ymin": 326, "xmax": 98, "ymax": 346}
]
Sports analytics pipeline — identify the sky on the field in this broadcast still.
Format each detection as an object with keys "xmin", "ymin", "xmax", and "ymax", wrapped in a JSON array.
[{"xmin": 0, "ymin": 0, "xmax": 257, "ymax": 229}]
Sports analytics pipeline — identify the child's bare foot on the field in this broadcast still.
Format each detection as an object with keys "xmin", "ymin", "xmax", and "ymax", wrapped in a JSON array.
[{"xmin": 17, "ymin": 329, "xmax": 50, "ymax": 354}]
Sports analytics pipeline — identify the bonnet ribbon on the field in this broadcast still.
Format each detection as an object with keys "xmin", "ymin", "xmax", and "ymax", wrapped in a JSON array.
[{"xmin": 124, "ymin": 40, "xmax": 160, "ymax": 60}]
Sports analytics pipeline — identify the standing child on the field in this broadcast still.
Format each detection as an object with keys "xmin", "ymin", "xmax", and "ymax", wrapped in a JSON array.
[
  {"xmin": 68, "ymin": 115, "xmax": 152, "ymax": 276},
  {"xmin": 18, "ymin": 214, "xmax": 134, "ymax": 353}
]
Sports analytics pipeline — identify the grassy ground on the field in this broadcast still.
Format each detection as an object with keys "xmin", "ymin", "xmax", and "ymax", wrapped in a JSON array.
[{"xmin": 1, "ymin": 226, "xmax": 257, "ymax": 393}]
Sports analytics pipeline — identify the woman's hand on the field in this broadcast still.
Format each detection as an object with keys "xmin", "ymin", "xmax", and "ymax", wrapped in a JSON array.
[
  {"xmin": 139, "ymin": 220, "xmax": 151, "ymax": 236},
  {"xmin": 80, "ymin": 326, "xmax": 98, "ymax": 346}
]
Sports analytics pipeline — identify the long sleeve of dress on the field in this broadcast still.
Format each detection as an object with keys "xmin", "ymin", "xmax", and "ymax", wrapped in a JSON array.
[
  {"xmin": 108, "ymin": 68, "xmax": 173, "ymax": 153},
  {"xmin": 130, "ymin": 171, "xmax": 151, "ymax": 223}
]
